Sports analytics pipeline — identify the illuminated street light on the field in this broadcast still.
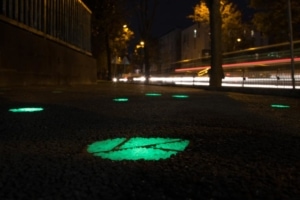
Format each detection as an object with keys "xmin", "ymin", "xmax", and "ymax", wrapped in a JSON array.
[
  {"xmin": 140, "ymin": 41, "xmax": 145, "ymax": 48},
  {"xmin": 123, "ymin": 24, "xmax": 128, "ymax": 32},
  {"xmin": 136, "ymin": 41, "xmax": 145, "ymax": 49}
]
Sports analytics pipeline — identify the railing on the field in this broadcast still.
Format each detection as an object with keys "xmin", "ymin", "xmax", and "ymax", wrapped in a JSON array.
[
  {"xmin": 168, "ymin": 42, "xmax": 300, "ymax": 89},
  {"xmin": 0, "ymin": 0, "xmax": 91, "ymax": 54},
  {"xmin": 114, "ymin": 42, "xmax": 300, "ymax": 89}
]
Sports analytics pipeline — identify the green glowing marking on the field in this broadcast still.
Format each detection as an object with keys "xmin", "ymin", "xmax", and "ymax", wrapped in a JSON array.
[
  {"xmin": 9, "ymin": 107, "xmax": 44, "ymax": 113},
  {"xmin": 120, "ymin": 137, "xmax": 181, "ymax": 149},
  {"xmin": 172, "ymin": 94, "xmax": 189, "ymax": 99},
  {"xmin": 113, "ymin": 98, "xmax": 128, "ymax": 102},
  {"xmin": 145, "ymin": 93, "xmax": 162, "ymax": 97},
  {"xmin": 87, "ymin": 138, "xmax": 126, "ymax": 152},
  {"xmin": 271, "ymin": 104, "xmax": 290, "ymax": 109},
  {"xmin": 87, "ymin": 137, "xmax": 189, "ymax": 161}
]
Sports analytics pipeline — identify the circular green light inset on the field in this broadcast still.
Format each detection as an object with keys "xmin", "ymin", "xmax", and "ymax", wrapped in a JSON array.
[
  {"xmin": 9, "ymin": 107, "xmax": 44, "ymax": 113},
  {"xmin": 172, "ymin": 94, "xmax": 189, "ymax": 99},
  {"xmin": 145, "ymin": 93, "xmax": 162, "ymax": 97},
  {"xmin": 113, "ymin": 98, "xmax": 128, "ymax": 102},
  {"xmin": 271, "ymin": 104, "xmax": 290, "ymax": 109},
  {"xmin": 87, "ymin": 137, "xmax": 189, "ymax": 161}
]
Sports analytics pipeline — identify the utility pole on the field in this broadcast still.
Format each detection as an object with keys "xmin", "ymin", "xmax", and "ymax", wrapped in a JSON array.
[{"xmin": 287, "ymin": 0, "xmax": 295, "ymax": 89}]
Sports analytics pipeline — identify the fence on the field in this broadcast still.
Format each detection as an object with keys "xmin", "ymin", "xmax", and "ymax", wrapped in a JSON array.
[{"xmin": 0, "ymin": 0, "xmax": 91, "ymax": 54}]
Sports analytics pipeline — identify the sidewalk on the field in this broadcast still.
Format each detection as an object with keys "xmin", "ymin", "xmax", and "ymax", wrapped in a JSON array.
[{"xmin": 0, "ymin": 83, "xmax": 299, "ymax": 199}]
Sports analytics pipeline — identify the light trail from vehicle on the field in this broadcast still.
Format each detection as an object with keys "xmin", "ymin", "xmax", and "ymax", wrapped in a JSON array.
[{"xmin": 175, "ymin": 57, "xmax": 300, "ymax": 72}]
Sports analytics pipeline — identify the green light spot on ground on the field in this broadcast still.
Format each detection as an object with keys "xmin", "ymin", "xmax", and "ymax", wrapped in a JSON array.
[
  {"xmin": 95, "ymin": 147, "xmax": 177, "ymax": 161},
  {"xmin": 87, "ymin": 137, "xmax": 189, "ymax": 161},
  {"xmin": 156, "ymin": 140, "xmax": 189, "ymax": 151},
  {"xmin": 120, "ymin": 137, "xmax": 181, "ymax": 149},
  {"xmin": 113, "ymin": 98, "xmax": 129, "ymax": 102},
  {"xmin": 145, "ymin": 93, "xmax": 162, "ymax": 97},
  {"xmin": 271, "ymin": 104, "xmax": 290, "ymax": 109},
  {"xmin": 9, "ymin": 107, "xmax": 44, "ymax": 113},
  {"xmin": 87, "ymin": 138, "xmax": 126, "ymax": 152},
  {"xmin": 172, "ymin": 94, "xmax": 189, "ymax": 99}
]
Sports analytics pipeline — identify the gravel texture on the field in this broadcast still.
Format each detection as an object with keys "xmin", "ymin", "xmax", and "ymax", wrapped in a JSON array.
[{"xmin": 0, "ymin": 83, "xmax": 299, "ymax": 199}]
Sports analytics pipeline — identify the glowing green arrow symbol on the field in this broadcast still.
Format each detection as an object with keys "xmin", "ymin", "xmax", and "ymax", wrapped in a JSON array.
[{"xmin": 87, "ymin": 137, "xmax": 189, "ymax": 161}]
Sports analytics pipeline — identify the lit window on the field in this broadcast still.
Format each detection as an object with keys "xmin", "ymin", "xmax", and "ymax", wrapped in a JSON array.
[{"xmin": 194, "ymin": 29, "xmax": 197, "ymax": 38}]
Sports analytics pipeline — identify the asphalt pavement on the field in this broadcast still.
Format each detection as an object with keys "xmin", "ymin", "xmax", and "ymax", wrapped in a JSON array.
[{"xmin": 0, "ymin": 83, "xmax": 299, "ymax": 199}]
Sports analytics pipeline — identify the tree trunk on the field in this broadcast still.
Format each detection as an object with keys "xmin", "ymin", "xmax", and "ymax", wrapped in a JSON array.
[
  {"xmin": 208, "ymin": 0, "xmax": 224, "ymax": 88},
  {"xmin": 105, "ymin": 33, "xmax": 112, "ymax": 81},
  {"xmin": 144, "ymin": 42, "xmax": 150, "ymax": 84}
]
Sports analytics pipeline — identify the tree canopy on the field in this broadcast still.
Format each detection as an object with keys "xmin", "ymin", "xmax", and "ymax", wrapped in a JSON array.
[
  {"xmin": 190, "ymin": 0, "xmax": 243, "ymax": 52},
  {"xmin": 251, "ymin": 0, "xmax": 300, "ymax": 43},
  {"xmin": 83, "ymin": 0, "xmax": 134, "ymax": 80}
]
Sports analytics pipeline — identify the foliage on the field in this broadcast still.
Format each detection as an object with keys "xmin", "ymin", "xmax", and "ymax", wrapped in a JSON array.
[
  {"xmin": 132, "ymin": 0, "xmax": 159, "ymax": 82},
  {"xmin": 83, "ymin": 0, "xmax": 134, "ymax": 79},
  {"xmin": 190, "ymin": 0, "xmax": 243, "ymax": 52},
  {"xmin": 191, "ymin": 1, "xmax": 210, "ymax": 25},
  {"xmin": 250, "ymin": 0, "xmax": 300, "ymax": 43},
  {"xmin": 112, "ymin": 25, "xmax": 134, "ymax": 58}
]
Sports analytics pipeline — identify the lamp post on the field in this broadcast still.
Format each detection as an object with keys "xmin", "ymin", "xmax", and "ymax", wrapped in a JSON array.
[
  {"xmin": 136, "ymin": 41, "xmax": 145, "ymax": 73},
  {"xmin": 287, "ymin": 0, "xmax": 295, "ymax": 89}
]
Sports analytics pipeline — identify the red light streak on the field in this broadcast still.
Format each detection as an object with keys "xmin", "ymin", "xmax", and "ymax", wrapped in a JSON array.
[{"xmin": 175, "ymin": 57, "xmax": 300, "ymax": 72}]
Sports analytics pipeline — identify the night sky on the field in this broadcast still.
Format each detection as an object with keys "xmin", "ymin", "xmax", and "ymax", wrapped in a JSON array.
[
  {"xmin": 151, "ymin": 0, "xmax": 200, "ymax": 37},
  {"xmin": 132, "ymin": 0, "xmax": 250, "ymax": 37},
  {"xmin": 82, "ymin": 0, "xmax": 250, "ymax": 39}
]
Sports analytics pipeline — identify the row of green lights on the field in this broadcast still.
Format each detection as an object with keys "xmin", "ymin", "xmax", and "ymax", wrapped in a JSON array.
[
  {"xmin": 146, "ymin": 93, "xmax": 189, "ymax": 98},
  {"xmin": 113, "ymin": 93, "xmax": 189, "ymax": 102}
]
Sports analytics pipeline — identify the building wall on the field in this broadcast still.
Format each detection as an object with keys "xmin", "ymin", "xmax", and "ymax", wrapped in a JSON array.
[
  {"xmin": 157, "ymin": 22, "xmax": 269, "ymax": 74},
  {"xmin": 181, "ymin": 23, "xmax": 210, "ymax": 69},
  {"xmin": 181, "ymin": 23, "xmax": 210, "ymax": 60},
  {"xmin": 0, "ymin": 20, "xmax": 97, "ymax": 86},
  {"xmin": 159, "ymin": 29, "xmax": 181, "ymax": 73}
]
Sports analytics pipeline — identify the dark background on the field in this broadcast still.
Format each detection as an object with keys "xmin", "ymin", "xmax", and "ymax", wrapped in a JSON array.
[{"xmin": 131, "ymin": 0, "xmax": 250, "ymax": 37}]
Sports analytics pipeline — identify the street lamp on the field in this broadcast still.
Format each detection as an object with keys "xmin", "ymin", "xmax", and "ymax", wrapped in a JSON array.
[
  {"xmin": 140, "ymin": 41, "xmax": 145, "ymax": 48},
  {"xmin": 135, "ymin": 41, "xmax": 145, "ymax": 74},
  {"xmin": 123, "ymin": 24, "xmax": 128, "ymax": 32},
  {"xmin": 135, "ymin": 41, "xmax": 145, "ymax": 49}
]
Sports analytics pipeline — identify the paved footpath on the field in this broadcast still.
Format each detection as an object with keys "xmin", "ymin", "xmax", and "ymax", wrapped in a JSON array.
[{"xmin": 0, "ymin": 83, "xmax": 299, "ymax": 199}]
